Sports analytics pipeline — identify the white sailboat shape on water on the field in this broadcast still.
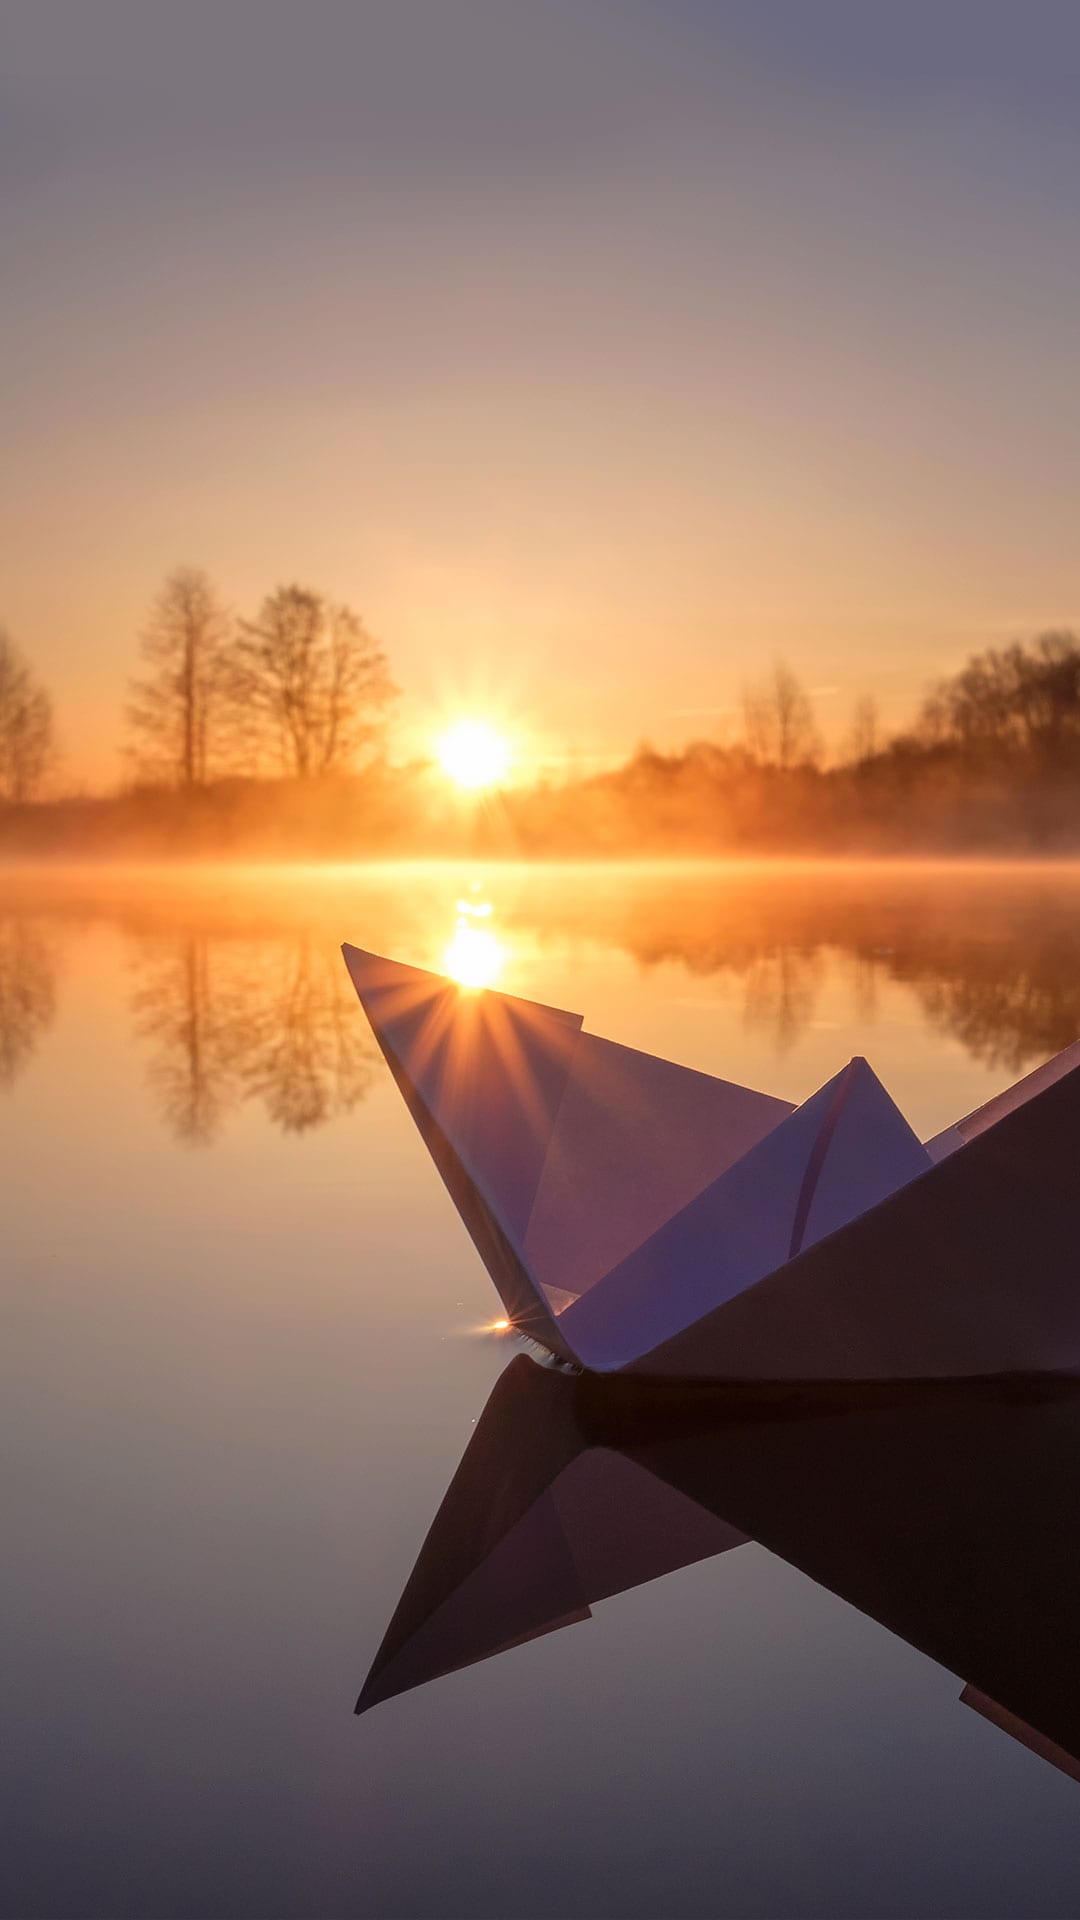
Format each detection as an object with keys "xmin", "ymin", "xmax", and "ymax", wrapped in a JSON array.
[{"xmin": 343, "ymin": 945, "xmax": 1080, "ymax": 1382}]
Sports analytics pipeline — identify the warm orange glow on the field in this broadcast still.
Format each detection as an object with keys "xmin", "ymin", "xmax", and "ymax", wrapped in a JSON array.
[
  {"xmin": 442, "ymin": 892, "xmax": 506, "ymax": 989},
  {"xmin": 436, "ymin": 720, "xmax": 512, "ymax": 791},
  {"xmin": 443, "ymin": 922, "xmax": 506, "ymax": 989},
  {"xmin": 488, "ymin": 1317, "xmax": 512, "ymax": 1333}
]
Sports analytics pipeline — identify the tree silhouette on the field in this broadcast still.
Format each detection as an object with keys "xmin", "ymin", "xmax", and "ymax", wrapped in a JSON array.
[
  {"xmin": 847, "ymin": 692, "xmax": 880, "ymax": 765},
  {"xmin": 919, "ymin": 633, "xmax": 1080, "ymax": 772},
  {"xmin": 126, "ymin": 569, "xmax": 232, "ymax": 787},
  {"xmin": 742, "ymin": 661, "xmax": 821, "ymax": 770},
  {"xmin": 0, "ymin": 630, "xmax": 54, "ymax": 802},
  {"xmin": 229, "ymin": 585, "xmax": 396, "ymax": 778}
]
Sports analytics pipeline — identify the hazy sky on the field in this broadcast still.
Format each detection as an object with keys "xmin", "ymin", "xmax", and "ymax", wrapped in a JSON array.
[{"xmin": 5, "ymin": 0, "xmax": 1080, "ymax": 784}]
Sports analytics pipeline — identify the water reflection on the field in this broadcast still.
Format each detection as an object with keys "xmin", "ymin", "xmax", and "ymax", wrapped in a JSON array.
[
  {"xmin": 131, "ymin": 933, "xmax": 377, "ymax": 1143},
  {"xmin": 495, "ymin": 866, "xmax": 1080, "ymax": 1066},
  {"xmin": 741, "ymin": 947, "xmax": 825, "ymax": 1054},
  {"xmin": 0, "ymin": 915, "xmax": 57, "ymax": 1088},
  {"xmin": 911, "ymin": 942, "xmax": 1080, "ymax": 1074},
  {"xmin": 361, "ymin": 1354, "xmax": 1080, "ymax": 1789},
  {"xmin": 2, "ymin": 864, "xmax": 1080, "ymax": 1123},
  {"xmin": 443, "ymin": 896, "xmax": 505, "ymax": 990}
]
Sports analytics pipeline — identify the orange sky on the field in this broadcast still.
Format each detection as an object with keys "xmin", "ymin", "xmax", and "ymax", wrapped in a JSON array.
[{"xmin": 6, "ymin": 1, "xmax": 1080, "ymax": 788}]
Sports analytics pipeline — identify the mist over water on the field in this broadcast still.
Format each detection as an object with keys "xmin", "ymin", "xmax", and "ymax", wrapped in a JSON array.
[{"xmin": 5, "ymin": 860, "xmax": 1080, "ymax": 1918}]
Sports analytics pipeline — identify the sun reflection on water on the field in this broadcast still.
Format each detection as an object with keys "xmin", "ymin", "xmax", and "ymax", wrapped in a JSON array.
[{"xmin": 442, "ymin": 896, "xmax": 506, "ymax": 989}]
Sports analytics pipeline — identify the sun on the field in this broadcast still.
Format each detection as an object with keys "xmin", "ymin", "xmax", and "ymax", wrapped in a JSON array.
[{"xmin": 436, "ymin": 719, "xmax": 512, "ymax": 791}]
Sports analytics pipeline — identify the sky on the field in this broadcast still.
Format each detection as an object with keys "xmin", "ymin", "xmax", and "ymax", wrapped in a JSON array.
[{"xmin": 4, "ymin": 0, "xmax": 1080, "ymax": 786}]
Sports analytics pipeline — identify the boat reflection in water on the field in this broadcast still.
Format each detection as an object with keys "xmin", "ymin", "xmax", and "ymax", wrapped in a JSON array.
[{"xmin": 358, "ymin": 1356, "xmax": 1080, "ymax": 1788}]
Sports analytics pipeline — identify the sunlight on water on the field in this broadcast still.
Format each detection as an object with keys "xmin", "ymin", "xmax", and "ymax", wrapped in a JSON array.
[
  {"xmin": 442, "ymin": 895, "xmax": 506, "ymax": 988},
  {"xmin": 5, "ymin": 860, "xmax": 1080, "ymax": 1145}
]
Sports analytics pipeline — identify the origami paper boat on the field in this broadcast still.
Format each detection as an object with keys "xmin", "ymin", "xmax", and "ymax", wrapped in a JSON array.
[
  {"xmin": 358, "ymin": 1354, "xmax": 1080, "ymax": 1789},
  {"xmin": 343, "ymin": 945, "xmax": 1080, "ymax": 1381}
]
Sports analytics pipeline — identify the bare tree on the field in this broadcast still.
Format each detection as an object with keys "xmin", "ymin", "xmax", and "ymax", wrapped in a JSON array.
[
  {"xmin": 0, "ymin": 630, "xmax": 54, "ymax": 801},
  {"xmin": 742, "ymin": 660, "xmax": 821, "ymax": 770},
  {"xmin": 229, "ymin": 585, "xmax": 396, "ymax": 778},
  {"xmin": 126, "ymin": 568, "xmax": 232, "ymax": 787},
  {"xmin": 847, "ymin": 692, "xmax": 881, "ymax": 765}
]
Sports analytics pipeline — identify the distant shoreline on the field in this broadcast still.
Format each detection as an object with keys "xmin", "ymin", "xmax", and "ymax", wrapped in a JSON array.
[
  {"xmin": 6, "ymin": 851, "xmax": 1080, "ymax": 872},
  {"xmin": 7, "ymin": 733, "xmax": 1080, "ymax": 861}
]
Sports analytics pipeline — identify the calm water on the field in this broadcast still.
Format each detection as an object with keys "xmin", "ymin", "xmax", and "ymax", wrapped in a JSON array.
[{"xmin": 4, "ymin": 861, "xmax": 1080, "ymax": 1920}]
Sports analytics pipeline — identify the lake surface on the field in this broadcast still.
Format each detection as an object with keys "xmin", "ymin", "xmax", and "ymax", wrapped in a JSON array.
[{"xmin": 4, "ymin": 861, "xmax": 1080, "ymax": 1919}]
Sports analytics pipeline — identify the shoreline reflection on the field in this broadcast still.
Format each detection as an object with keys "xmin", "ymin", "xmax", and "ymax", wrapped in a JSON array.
[
  {"xmin": 2, "ymin": 864, "xmax": 1080, "ymax": 1127},
  {"xmin": 0, "ymin": 916, "xmax": 57, "ymax": 1089},
  {"xmin": 130, "ymin": 932, "xmax": 378, "ymax": 1143}
]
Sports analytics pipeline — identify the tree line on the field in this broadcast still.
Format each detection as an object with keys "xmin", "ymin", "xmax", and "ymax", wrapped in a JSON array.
[
  {"xmin": 489, "ymin": 636, "xmax": 1080, "ymax": 854},
  {"xmin": 3, "ymin": 573, "xmax": 1080, "ymax": 851},
  {"xmin": 734, "ymin": 637, "xmax": 1080, "ymax": 780},
  {"xmin": 0, "ymin": 568, "xmax": 397, "ymax": 801}
]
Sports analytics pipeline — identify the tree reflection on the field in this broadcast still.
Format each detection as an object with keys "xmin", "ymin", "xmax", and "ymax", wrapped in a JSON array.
[
  {"xmin": 500, "ymin": 868, "xmax": 1080, "ymax": 1067},
  {"xmin": 234, "ymin": 937, "xmax": 378, "ymax": 1132},
  {"xmin": 131, "ymin": 938, "xmax": 242, "ymax": 1143},
  {"xmin": 130, "ymin": 932, "xmax": 377, "ymax": 1143},
  {"xmin": 908, "ymin": 939, "xmax": 1080, "ymax": 1074},
  {"xmin": 741, "ymin": 948, "xmax": 825, "ymax": 1054},
  {"xmin": 7, "ymin": 864, "xmax": 1080, "ymax": 1125},
  {"xmin": 0, "ymin": 916, "xmax": 57, "ymax": 1089}
]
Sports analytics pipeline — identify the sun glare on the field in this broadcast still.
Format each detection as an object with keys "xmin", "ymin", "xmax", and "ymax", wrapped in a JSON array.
[
  {"xmin": 442, "ymin": 894, "xmax": 507, "ymax": 989},
  {"xmin": 436, "ymin": 719, "xmax": 512, "ymax": 791},
  {"xmin": 443, "ymin": 923, "xmax": 505, "ymax": 990}
]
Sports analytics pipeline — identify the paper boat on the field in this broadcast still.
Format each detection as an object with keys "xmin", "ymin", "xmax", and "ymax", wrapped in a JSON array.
[
  {"xmin": 358, "ymin": 1355, "xmax": 1080, "ymax": 1789},
  {"xmin": 343, "ymin": 945, "xmax": 1080, "ymax": 1381}
]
